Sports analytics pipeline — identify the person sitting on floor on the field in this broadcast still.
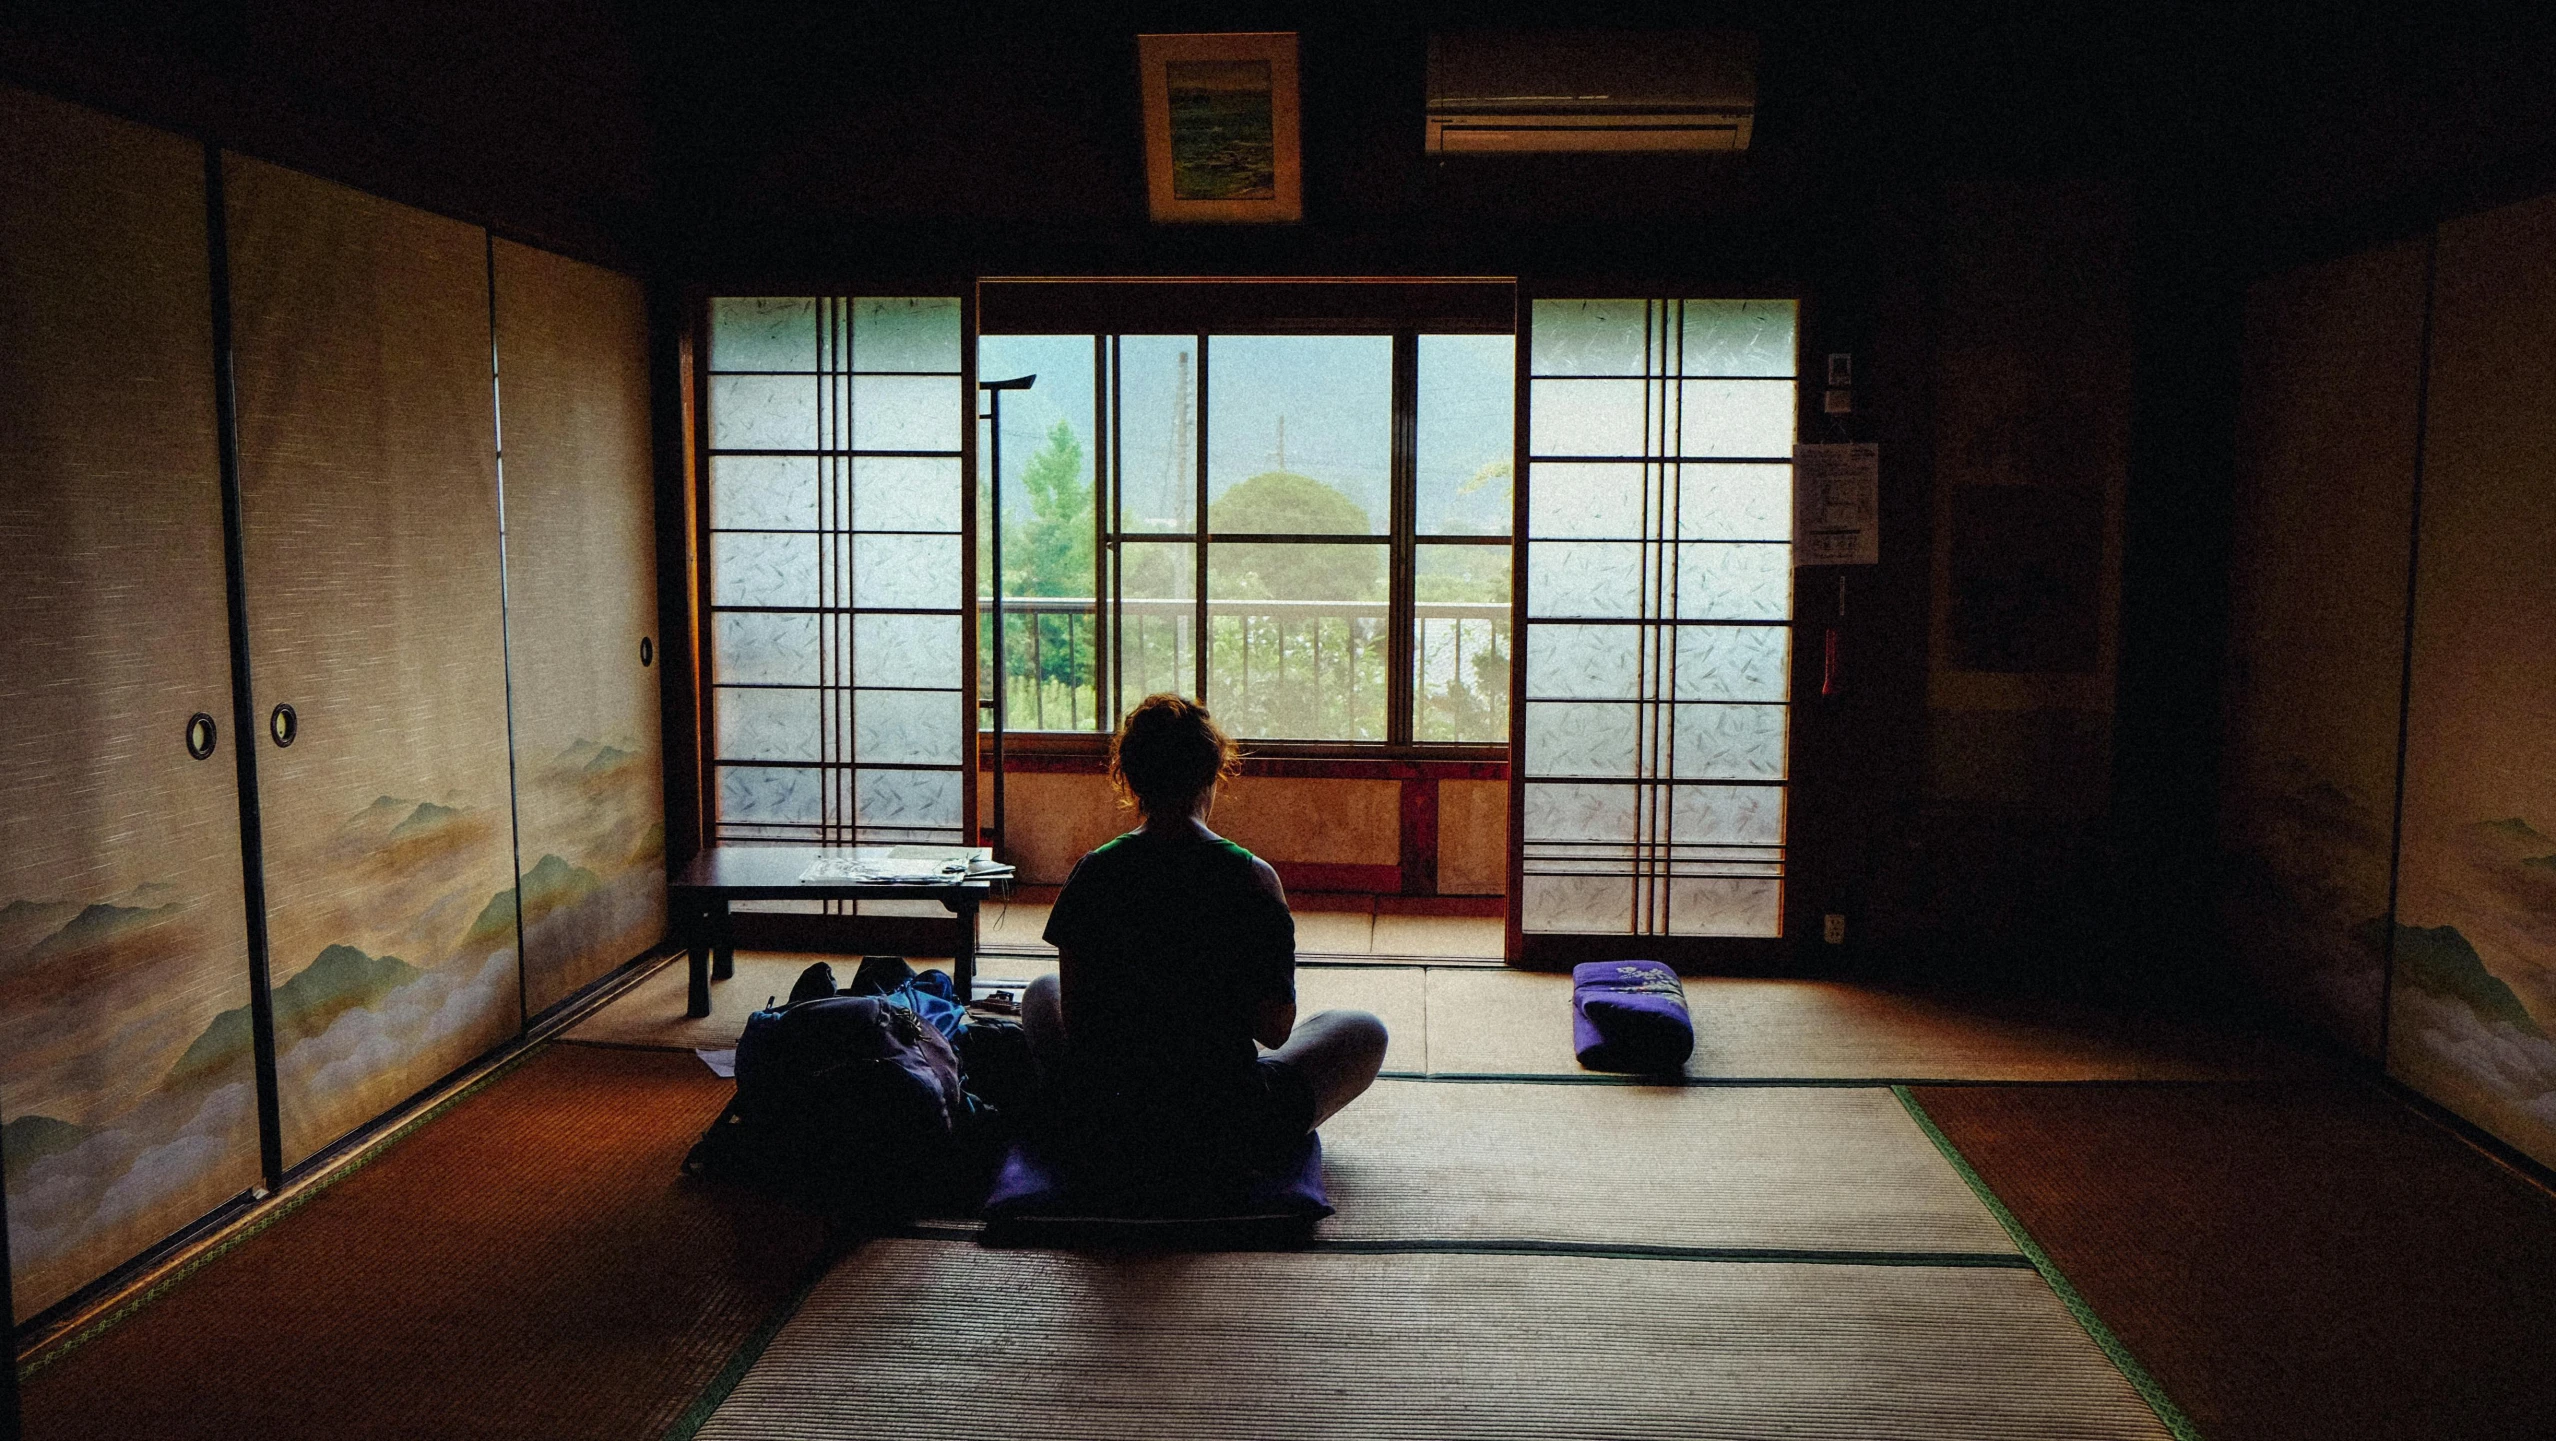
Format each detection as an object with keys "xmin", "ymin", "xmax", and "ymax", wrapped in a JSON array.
[{"xmin": 1020, "ymin": 693, "xmax": 1388, "ymax": 1205}]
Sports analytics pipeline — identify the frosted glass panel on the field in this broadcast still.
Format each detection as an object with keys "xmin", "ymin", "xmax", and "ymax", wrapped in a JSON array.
[
  {"xmin": 855, "ymin": 613, "xmax": 961, "ymax": 687},
  {"xmin": 707, "ymin": 295, "xmax": 968, "ymax": 850},
  {"xmin": 1528, "ymin": 462, "xmax": 1647, "ymax": 538},
  {"xmin": 716, "ymin": 686, "xmax": 820, "ymax": 761},
  {"xmin": 1671, "ymin": 703, "xmax": 1788, "ymax": 780},
  {"xmin": 1523, "ymin": 874, "xmax": 1635, "ymax": 932},
  {"xmin": 1531, "ymin": 300, "xmax": 1652, "ymax": 376},
  {"xmin": 854, "ymin": 689, "xmax": 964, "ymax": 765},
  {"xmin": 720, "ymin": 765, "xmax": 822, "ymax": 824},
  {"xmin": 1416, "ymin": 333, "xmax": 1515, "ymax": 535},
  {"xmin": 715, "ymin": 612, "xmax": 821, "ymax": 685},
  {"xmin": 853, "ymin": 533, "xmax": 962, "ymax": 608},
  {"xmin": 1678, "ymin": 464, "xmax": 1791, "ymax": 541},
  {"xmin": 1530, "ymin": 378, "xmax": 1649, "ymax": 457},
  {"xmin": 1675, "ymin": 543, "xmax": 1791, "ymax": 620},
  {"xmin": 1528, "ymin": 540, "xmax": 1644, "ymax": 617},
  {"xmin": 1526, "ymin": 701, "xmax": 1639, "ymax": 777},
  {"xmin": 1680, "ymin": 301, "xmax": 1796, "ymax": 377},
  {"xmin": 1668, "ymin": 877, "xmax": 1783, "ymax": 936},
  {"xmin": 1669, "ymin": 784, "xmax": 1785, "ymax": 846},
  {"xmin": 1525, "ymin": 621, "xmax": 1641, "ymax": 699},
  {"xmin": 708, "ymin": 373, "xmax": 828, "ymax": 450},
  {"xmin": 711, "ymin": 454, "xmax": 818, "ymax": 530},
  {"xmin": 1522, "ymin": 781, "xmax": 1637, "ymax": 844},
  {"xmin": 851, "ymin": 374, "xmax": 962, "ymax": 452},
  {"xmin": 712, "ymin": 532, "xmax": 817, "ymax": 608},
  {"xmin": 853, "ymin": 456, "xmax": 962, "ymax": 531},
  {"xmin": 1517, "ymin": 297, "xmax": 1794, "ymax": 943},
  {"xmin": 1673, "ymin": 625, "xmax": 1789, "ymax": 701},
  {"xmin": 856, "ymin": 768, "xmax": 963, "ymax": 829},
  {"xmin": 711, "ymin": 297, "xmax": 818, "ymax": 372},
  {"xmin": 851, "ymin": 297, "xmax": 961, "ymax": 371},
  {"xmin": 1677, "ymin": 380, "xmax": 1795, "ymax": 457}
]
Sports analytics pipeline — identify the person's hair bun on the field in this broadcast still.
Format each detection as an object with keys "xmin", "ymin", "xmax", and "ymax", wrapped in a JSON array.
[{"xmin": 1108, "ymin": 694, "xmax": 1241, "ymax": 820}]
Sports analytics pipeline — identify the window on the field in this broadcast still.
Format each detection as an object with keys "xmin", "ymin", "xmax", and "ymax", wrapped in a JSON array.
[
  {"xmin": 1516, "ymin": 299, "xmax": 1798, "ymax": 939},
  {"xmin": 703, "ymin": 297, "xmax": 972, "ymax": 848},
  {"xmin": 977, "ymin": 329, "xmax": 1514, "ymax": 746}
]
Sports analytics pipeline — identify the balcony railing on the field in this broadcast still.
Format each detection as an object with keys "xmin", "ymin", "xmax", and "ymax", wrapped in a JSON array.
[{"xmin": 977, "ymin": 595, "xmax": 1510, "ymax": 742}]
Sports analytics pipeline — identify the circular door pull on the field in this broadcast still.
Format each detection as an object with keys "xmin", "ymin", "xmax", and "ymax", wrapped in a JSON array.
[
  {"xmin": 640, "ymin": 636, "xmax": 654, "ymax": 667},
  {"xmin": 269, "ymin": 702, "xmax": 298, "ymax": 748},
  {"xmin": 186, "ymin": 713, "xmax": 218, "ymax": 760}
]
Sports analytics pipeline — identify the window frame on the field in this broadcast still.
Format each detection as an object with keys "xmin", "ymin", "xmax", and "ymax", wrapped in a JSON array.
[{"xmin": 974, "ymin": 309, "xmax": 1518, "ymax": 762}]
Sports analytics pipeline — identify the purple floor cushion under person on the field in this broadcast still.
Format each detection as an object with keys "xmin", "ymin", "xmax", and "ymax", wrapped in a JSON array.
[
  {"xmin": 1572, "ymin": 959, "xmax": 1696, "ymax": 1073},
  {"xmin": 980, "ymin": 1132, "xmax": 1332, "ymax": 1249}
]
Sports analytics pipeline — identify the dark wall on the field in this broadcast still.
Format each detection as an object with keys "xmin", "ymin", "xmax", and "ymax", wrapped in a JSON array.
[
  {"xmin": 13, "ymin": 0, "xmax": 2556, "ymax": 999},
  {"xmin": 0, "ymin": 0, "xmax": 654, "ymax": 266}
]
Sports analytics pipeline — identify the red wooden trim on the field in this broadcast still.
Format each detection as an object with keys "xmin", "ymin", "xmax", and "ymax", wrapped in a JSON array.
[
  {"xmin": 1399, "ymin": 777, "xmax": 1438, "ymax": 896},
  {"xmin": 1272, "ymin": 861, "xmax": 1402, "ymax": 894}
]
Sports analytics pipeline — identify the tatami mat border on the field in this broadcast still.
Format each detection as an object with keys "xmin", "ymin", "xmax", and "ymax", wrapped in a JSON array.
[{"xmin": 1893, "ymin": 1085, "xmax": 2205, "ymax": 1441}]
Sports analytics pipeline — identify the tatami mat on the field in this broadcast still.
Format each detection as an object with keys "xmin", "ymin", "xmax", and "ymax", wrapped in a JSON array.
[
  {"xmin": 1368, "ymin": 913, "xmax": 1504, "ymax": 959},
  {"xmin": 1319, "ymin": 1080, "xmax": 2015, "ymax": 1254},
  {"xmin": 1296, "ymin": 966, "xmax": 1427, "ymax": 1074},
  {"xmin": 693, "ymin": 1241, "xmax": 2169, "ymax": 1440},
  {"xmin": 1423, "ymin": 967, "xmax": 2291, "ymax": 1081}
]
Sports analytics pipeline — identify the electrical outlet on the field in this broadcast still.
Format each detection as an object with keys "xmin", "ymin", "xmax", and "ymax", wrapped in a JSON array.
[{"xmin": 1822, "ymin": 913, "xmax": 1846, "ymax": 945}]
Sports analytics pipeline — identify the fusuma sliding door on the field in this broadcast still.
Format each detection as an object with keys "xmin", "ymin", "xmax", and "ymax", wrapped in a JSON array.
[
  {"xmin": 705, "ymin": 298, "xmax": 973, "ymax": 852},
  {"xmin": 492, "ymin": 240, "xmax": 668, "ymax": 1014},
  {"xmin": 224, "ymin": 156, "xmax": 520, "ymax": 1166},
  {"xmin": 1514, "ymin": 299, "xmax": 1798, "ymax": 963},
  {"xmin": 0, "ymin": 87, "xmax": 264, "ymax": 1320}
]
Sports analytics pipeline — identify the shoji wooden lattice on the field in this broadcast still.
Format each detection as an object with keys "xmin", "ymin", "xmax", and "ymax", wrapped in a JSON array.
[
  {"xmin": 1517, "ymin": 299, "xmax": 1797, "ymax": 940},
  {"xmin": 706, "ymin": 299, "xmax": 971, "ymax": 849}
]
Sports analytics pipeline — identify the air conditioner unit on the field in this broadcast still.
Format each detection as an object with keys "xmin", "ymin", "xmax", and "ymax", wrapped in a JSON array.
[{"xmin": 1425, "ymin": 30, "xmax": 1757, "ymax": 154}]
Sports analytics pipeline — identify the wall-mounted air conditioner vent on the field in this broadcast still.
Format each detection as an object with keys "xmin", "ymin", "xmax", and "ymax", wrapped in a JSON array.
[{"xmin": 1425, "ymin": 30, "xmax": 1757, "ymax": 154}]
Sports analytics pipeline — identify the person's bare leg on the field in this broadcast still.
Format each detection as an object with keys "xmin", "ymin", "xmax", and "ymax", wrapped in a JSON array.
[
  {"xmin": 1269, "ymin": 1009, "xmax": 1388, "ymax": 1126},
  {"xmin": 1022, "ymin": 973, "xmax": 1066, "ymax": 1085}
]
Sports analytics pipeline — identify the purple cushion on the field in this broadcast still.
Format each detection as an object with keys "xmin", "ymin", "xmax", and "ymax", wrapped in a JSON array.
[
  {"xmin": 1573, "ymin": 960, "xmax": 1695, "ymax": 1073},
  {"xmin": 981, "ymin": 1132, "xmax": 1332, "ymax": 1245}
]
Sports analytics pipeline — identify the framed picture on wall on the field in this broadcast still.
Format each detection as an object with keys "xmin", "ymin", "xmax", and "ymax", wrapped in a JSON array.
[{"xmin": 1138, "ymin": 32, "xmax": 1302, "ymax": 223}]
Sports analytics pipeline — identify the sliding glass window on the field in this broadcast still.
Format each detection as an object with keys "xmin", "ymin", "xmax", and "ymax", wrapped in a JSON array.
[{"xmin": 977, "ymin": 329, "xmax": 1513, "ymax": 746}]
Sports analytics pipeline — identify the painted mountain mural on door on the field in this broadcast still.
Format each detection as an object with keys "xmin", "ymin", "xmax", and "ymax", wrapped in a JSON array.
[
  {"xmin": 492, "ymin": 238, "xmax": 667, "ymax": 1014},
  {"xmin": 2387, "ymin": 193, "xmax": 2556, "ymax": 1169}
]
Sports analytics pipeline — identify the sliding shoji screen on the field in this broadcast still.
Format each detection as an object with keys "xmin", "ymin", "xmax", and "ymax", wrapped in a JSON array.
[
  {"xmin": 1516, "ymin": 299, "xmax": 1797, "ymax": 948},
  {"xmin": 707, "ymin": 298, "xmax": 971, "ymax": 849}
]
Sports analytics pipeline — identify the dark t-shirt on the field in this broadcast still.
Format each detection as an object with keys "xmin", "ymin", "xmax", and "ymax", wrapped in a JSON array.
[{"xmin": 1040, "ymin": 829, "xmax": 1296, "ymax": 1168}]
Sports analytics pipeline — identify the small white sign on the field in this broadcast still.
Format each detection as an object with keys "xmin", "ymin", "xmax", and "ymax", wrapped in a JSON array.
[{"xmin": 1794, "ymin": 443, "xmax": 1880, "ymax": 567}]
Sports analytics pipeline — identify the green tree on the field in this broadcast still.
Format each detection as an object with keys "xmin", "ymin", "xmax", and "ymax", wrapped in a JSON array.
[
  {"xmin": 1002, "ymin": 421, "xmax": 1095, "ymax": 708},
  {"xmin": 1009, "ymin": 420, "xmax": 1092, "ymax": 599},
  {"xmin": 1208, "ymin": 470, "xmax": 1382, "ymax": 600}
]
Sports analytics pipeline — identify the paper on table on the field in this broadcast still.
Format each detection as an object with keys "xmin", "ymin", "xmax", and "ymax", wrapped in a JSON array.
[
  {"xmin": 798, "ymin": 853, "xmax": 966, "ymax": 883},
  {"xmin": 696, "ymin": 1048, "xmax": 737, "ymax": 1078}
]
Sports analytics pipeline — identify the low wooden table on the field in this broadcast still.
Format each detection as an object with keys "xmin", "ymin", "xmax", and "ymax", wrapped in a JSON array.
[{"xmin": 669, "ymin": 846, "xmax": 996, "ymax": 1018}]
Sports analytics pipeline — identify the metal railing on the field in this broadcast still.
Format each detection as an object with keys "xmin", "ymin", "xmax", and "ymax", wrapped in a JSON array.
[{"xmin": 977, "ymin": 595, "xmax": 1510, "ymax": 739}]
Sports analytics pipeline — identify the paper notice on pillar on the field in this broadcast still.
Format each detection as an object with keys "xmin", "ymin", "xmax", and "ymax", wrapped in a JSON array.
[{"xmin": 1793, "ymin": 443, "xmax": 1880, "ymax": 566}]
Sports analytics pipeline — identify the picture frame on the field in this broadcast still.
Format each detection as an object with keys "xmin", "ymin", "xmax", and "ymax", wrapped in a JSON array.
[{"xmin": 1137, "ymin": 32, "xmax": 1302, "ymax": 224}]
